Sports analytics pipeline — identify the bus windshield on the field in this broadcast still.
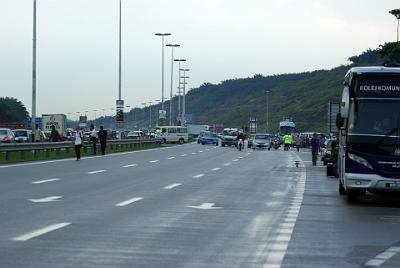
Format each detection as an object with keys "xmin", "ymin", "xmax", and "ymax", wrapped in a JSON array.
[{"xmin": 348, "ymin": 99, "xmax": 400, "ymax": 137}]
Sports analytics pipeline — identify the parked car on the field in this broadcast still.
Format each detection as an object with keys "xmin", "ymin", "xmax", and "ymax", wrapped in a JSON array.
[
  {"xmin": 127, "ymin": 130, "xmax": 144, "ymax": 139},
  {"xmin": 0, "ymin": 128, "xmax": 15, "ymax": 143},
  {"xmin": 321, "ymin": 139, "xmax": 335, "ymax": 165},
  {"xmin": 251, "ymin": 133, "xmax": 271, "ymax": 150},
  {"xmin": 13, "ymin": 129, "xmax": 32, "ymax": 143},
  {"xmin": 200, "ymin": 132, "xmax": 219, "ymax": 146}
]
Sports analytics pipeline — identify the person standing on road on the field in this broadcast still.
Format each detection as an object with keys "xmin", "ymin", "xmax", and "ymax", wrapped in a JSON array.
[
  {"xmin": 310, "ymin": 133, "xmax": 320, "ymax": 165},
  {"xmin": 89, "ymin": 124, "xmax": 98, "ymax": 155},
  {"xmin": 74, "ymin": 126, "xmax": 83, "ymax": 161},
  {"xmin": 295, "ymin": 134, "xmax": 302, "ymax": 152},
  {"xmin": 50, "ymin": 125, "xmax": 60, "ymax": 142},
  {"xmin": 98, "ymin": 126, "xmax": 107, "ymax": 155}
]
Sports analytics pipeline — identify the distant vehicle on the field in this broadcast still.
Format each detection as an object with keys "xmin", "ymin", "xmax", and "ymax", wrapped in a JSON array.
[
  {"xmin": 42, "ymin": 114, "xmax": 67, "ymax": 140},
  {"xmin": 13, "ymin": 129, "xmax": 32, "ymax": 143},
  {"xmin": 187, "ymin": 124, "xmax": 210, "ymax": 136},
  {"xmin": 0, "ymin": 128, "xmax": 15, "ymax": 143},
  {"xmin": 155, "ymin": 126, "xmax": 188, "ymax": 144},
  {"xmin": 247, "ymin": 134, "xmax": 255, "ymax": 148},
  {"xmin": 321, "ymin": 139, "xmax": 335, "ymax": 165},
  {"xmin": 336, "ymin": 66, "xmax": 400, "ymax": 203},
  {"xmin": 199, "ymin": 132, "xmax": 219, "ymax": 146},
  {"xmin": 197, "ymin": 131, "xmax": 210, "ymax": 144},
  {"xmin": 127, "ymin": 130, "xmax": 144, "ymax": 139},
  {"xmin": 221, "ymin": 128, "xmax": 238, "ymax": 147},
  {"xmin": 279, "ymin": 118, "xmax": 296, "ymax": 137},
  {"xmin": 251, "ymin": 134, "xmax": 271, "ymax": 150}
]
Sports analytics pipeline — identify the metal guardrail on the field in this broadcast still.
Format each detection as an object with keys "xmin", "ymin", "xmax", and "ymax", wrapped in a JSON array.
[{"xmin": 0, "ymin": 138, "xmax": 161, "ymax": 161}]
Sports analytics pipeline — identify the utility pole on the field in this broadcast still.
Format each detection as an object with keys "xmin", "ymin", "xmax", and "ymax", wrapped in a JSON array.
[{"xmin": 31, "ymin": 0, "xmax": 37, "ymax": 140}]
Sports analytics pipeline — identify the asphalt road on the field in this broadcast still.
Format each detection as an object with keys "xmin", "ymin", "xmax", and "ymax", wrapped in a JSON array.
[{"xmin": 0, "ymin": 143, "xmax": 400, "ymax": 268}]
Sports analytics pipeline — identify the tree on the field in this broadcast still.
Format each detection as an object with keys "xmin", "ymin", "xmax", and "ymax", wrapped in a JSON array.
[
  {"xmin": 0, "ymin": 97, "xmax": 29, "ymax": 122},
  {"xmin": 379, "ymin": 42, "xmax": 400, "ymax": 66}
]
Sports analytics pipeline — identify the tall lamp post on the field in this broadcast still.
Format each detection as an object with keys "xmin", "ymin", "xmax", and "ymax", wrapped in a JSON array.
[
  {"xmin": 155, "ymin": 33, "xmax": 171, "ymax": 125},
  {"xmin": 389, "ymin": 9, "xmax": 400, "ymax": 42},
  {"xmin": 174, "ymin": 59, "xmax": 186, "ymax": 124},
  {"xmin": 166, "ymin": 44, "xmax": 180, "ymax": 125},
  {"xmin": 148, "ymin": 102, "xmax": 153, "ymax": 128},
  {"xmin": 31, "ymin": 0, "xmax": 37, "ymax": 138},
  {"xmin": 180, "ymin": 68, "xmax": 190, "ymax": 125},
  {"xmin": 266, "ymin": 90, "xmax": 270, "ymax": 133}
]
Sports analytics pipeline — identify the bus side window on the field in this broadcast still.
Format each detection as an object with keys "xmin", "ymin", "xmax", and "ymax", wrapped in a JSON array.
[{"xmin": 169, "ymin": 128, "xmax": 177, "ymax": 134}]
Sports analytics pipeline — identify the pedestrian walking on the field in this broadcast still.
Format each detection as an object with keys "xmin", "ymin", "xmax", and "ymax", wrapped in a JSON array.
[
  {"xmin": 74, "ymin": 126, "xmax": 83, "ymax": 161},
  {"xmin": 295, "ymin": 134, "xmax": 302, "ymax": 152},
  {"xmin": 89, "ymin": 124, "xmax": 98, "ymax": 155},
  {"xmin": 98, "ymin": 126, "xmax": 107, "ymax": 155},
  {"xmin": 310, "ymin": 133, "xmax": 320, "ymax": 165}
]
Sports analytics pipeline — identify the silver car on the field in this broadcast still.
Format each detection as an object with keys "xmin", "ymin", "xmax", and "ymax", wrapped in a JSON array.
[
  {"xmin": 252, "ymin": 133, "xmax": 271, "ymax": 150},
  {"xmin": 0, "ymin": 128, "xmax": 15, "ymax": 143},
  {"xmin": 13, "ymin": 129, "xmax": 32, "ymax": 143}
]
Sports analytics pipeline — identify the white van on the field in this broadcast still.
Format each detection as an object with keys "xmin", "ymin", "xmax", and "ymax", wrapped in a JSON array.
[{"xmin": 155, "ymin": 126, "xmax": 188, "ymax": 144}]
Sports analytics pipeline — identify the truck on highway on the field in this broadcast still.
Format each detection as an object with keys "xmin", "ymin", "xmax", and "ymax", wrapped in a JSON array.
[
  {"xmin": 220, "ymin": 128, "xmax": 238, "ymax": 147},
  {"xmin": 187, "ymin": 124, "xmax": 210, "ymax": 136},
  {"xmin": 42, "ymin": 114, "xmax": 67, "ymax": 140},
  {"xmin": 336, "ymin": 67, "xmax": 400, "ymax": 203}
]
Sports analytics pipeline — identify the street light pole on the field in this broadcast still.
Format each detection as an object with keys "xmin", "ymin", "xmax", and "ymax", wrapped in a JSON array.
[
  {"xmin": 389, "ymin": 9, "xmax": 400, "ymax": 42},
  {"xmin": 148, "ymin": 102, "xmax": 153, "ymax": 128},
  {"xmin": 31, "ymin": 0, "xmax": 37, "ymax": 137},
  {"xmin": 166, "ymin": 44, "xmax": 180, "ymax": 125},
  {"xmin": 180, "ymin": 68, "xmax": 190, "ymax": 125},
  {"xmin": 155, "ymin": 33, "xmax": 171, "ymax": 124},
  {"xmin": 266, "ymin": 90, "xmax": 270, "ymax": 133},
  {"xmin": 174, "ymin": 59, "xmax": 186, "ymax": 124},
  {"xmin": 118, "ymin": 0, "xmax": 122, "ymax": 100}
]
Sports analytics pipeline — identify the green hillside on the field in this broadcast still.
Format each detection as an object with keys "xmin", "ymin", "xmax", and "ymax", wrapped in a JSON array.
[{"xmin": 109, "ymin": 42, "xmax": 398, "ymax": 133}]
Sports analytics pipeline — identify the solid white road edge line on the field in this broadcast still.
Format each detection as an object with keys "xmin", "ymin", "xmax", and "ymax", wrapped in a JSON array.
[
  {"xmin": 32, "ymin": 178, "xmax": 61, "ymax": 184},
  {"xmin": 163, "ymin": 183, "xmax": 182, "ymax": 190},
  {"xmin": 115, "ymin": 197, "xmax": 143, "ymax": 207},
  {"xmin": 13, "ymin": 223, "xmax": 71, "ymax": 241},
  {"xmin": 88, "ymin": 170, "xmax": 106, "ymax": 174}
]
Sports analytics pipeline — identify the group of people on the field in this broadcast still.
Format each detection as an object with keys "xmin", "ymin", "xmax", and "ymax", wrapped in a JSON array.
[{"xmin": 73, "ymin": 125, "xmax": 108, "ymax": 161}]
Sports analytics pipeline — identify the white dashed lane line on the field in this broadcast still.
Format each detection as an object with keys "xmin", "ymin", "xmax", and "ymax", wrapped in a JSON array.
[
  {"xmin": 211, "ymin": 168, "xmax": 221, "ymax": 171},
  {"xmin": 12, "ymin": 223, "xmax": 71, "ymax": 241},
  {"xmin": 88, "ymin": 170, "xmax": 106, "ymax": 174},
  {"xmin": 224, "ymin": 163, "xmax": 231, "ymax": 166},
  {"xmin": 365, "ymin": 247, "xmax": 400, "ymax": 267},
  {"xmin": 167, "ymin": 157, "xmax": 175, "ymax": 160},
  {"xmin": 149, "ymin": 160, "xmax": 159, "ymax": 163},
  {"xmin": 115, "ymin": 197, "xmax": 143, "ymax": 207},
  {"xmin": 180, "ymin": 154, "xmax": 187, "ymax": 157},
  {"xmin": 32, "ymin": 178, "xmax": 61, "ymax": 184},
  {"xmin": 193, "ymin": 174, "xmax": 204, "ymax": 178},
  {"xmin": 163, "ymin": 183, "xmax": 182, "ymax": 190},
  {"xmin": 122, "ymin": 164, "xmax": 137, "ymax": 168}
]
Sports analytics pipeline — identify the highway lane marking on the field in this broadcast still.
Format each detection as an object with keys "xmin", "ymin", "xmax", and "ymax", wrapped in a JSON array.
[
  {"xmin": 224, "ymin": 163, "xmax": 231, "ymax": 166},
  {"xmin": 88, "ymin": 170, "xmax": 106, "ymax": 174},
  {"xmin": 211, "ymin": 168, "xmax": 221, "ymax": 171},
  {"xmin": 191, "ymin": 152, "xmax": 197, "ymax": 155},
  {"xmin": 149, "ymin": 160, "xmax": 159, "ymax": 163},
  {"xmin": 239, "ymin": 156, "xmax": 243, "ymax": 159},
  {"xmin": 122, "ymin": 164, "xmax": 137, "ymax": 168},
  {"xmin": 198, "ymin": 151, "xmax": 203, "ymax": 153},
  {"xmin": 187, "ymin": 203, "xmax": 222, "ymax": 210},
  {"xmin": 13, "ymin": 223, "xmax": 71, "ymax": 241},
  {"xmin": 232, "ymin": 159, "xmax": 239, "ymax": 162},
  {"xmin": 167, "ymin": 157, "xmax": 175, "ymax": 160},
  {"xmin": 365, "ymin": 247, "xmax": 400, "ymax": 267},
  {"xmin": 193, "ymin": 174, "xmax": 204, "ymax": 178},
  {"xmin": 115, "ymin": 197, "xmax": 143, "ymax": 207},
  {"xmin": 163, "ymin": 183, "xmax": 182, "ymax": 190},
  {"xmin": 32, "ymin": 178, "xmax": 61, "ymax": 184},
  {"xmin": 180, "ymin": 154, "xmax": 187, "ymax": 157},
  {"xmin": 28, "ymin": 196, "xmax": 62, "ymax": 203}
]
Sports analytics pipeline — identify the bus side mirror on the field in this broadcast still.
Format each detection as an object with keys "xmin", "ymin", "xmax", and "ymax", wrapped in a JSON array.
[
  {"xmin": 336, "ymin": 113, "xmax": 344, "ymax": 128},
  {"xmin": 340, "ymin": 86, "xmax": 350, "ymax": 118}
]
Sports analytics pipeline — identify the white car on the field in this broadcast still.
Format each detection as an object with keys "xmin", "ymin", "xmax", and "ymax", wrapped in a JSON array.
[
  {"xmin": 0, "ymin": 128, "xmax": 15, "ymax": 143},
  {"xmin": 13, "ymin": 129, "xmax": 32, "ymax": 143},
  {"xmin": 127, "ymin": 131, "xmax": 144, "ymax": 139}
]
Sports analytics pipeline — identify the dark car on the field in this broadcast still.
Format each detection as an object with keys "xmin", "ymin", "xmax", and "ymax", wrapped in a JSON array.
[
  {"xmin": 200, "ymin": 133, "xmax": 219, "ymax": 146},
  {"xmin": 251, "ymin": 134, "xmax": 271, "ymax": 150},
  {"xmin": 321, "ymin": 139, "xmax": 335, "ymax": 165}
]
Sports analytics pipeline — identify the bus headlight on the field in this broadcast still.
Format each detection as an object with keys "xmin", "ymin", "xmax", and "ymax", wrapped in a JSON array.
[{"xmin": 348, "ymin": 153, "xmax": 373, "ymax": 170}]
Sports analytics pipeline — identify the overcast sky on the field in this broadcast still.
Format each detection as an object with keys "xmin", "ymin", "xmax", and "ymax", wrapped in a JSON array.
[{"xmin": 0, "ymin": 0, "xmax": 399, "ymax": 119}]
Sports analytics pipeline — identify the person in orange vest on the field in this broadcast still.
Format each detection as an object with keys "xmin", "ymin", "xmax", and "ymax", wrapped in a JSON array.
[{"xmin": 295, "ymin": 134, "xmax": 302, "ymax": 152}]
